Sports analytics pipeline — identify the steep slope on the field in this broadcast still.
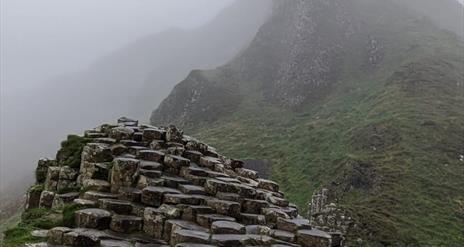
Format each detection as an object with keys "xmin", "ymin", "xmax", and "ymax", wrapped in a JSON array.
[{"xmin": 152, "ymin": 0, "xmax": 464, "ymax": 245}]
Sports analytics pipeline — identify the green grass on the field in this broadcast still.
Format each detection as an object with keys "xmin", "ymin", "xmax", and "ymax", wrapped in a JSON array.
[
  {"xmin": 56, "ymin": 135, "xmax": 90, "ymax": 168},
  {"xmin": 2, "ymin": 208, "xmax": 63, "ymax": 247},
  {"xmin": 189, "ymin": 30, "xmax": 464, "ymax": 246},
  {"xmin": 62, "ymin": 203, "xmax": 89, "ymax": 227}
]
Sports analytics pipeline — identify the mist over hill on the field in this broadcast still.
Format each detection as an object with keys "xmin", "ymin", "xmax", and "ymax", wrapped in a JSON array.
[{"xmin": 152, "ymin": 0, "xmax": 464, "ymax": 245}]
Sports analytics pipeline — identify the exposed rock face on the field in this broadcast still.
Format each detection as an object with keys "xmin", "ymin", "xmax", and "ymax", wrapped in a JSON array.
[
  {"xmin": 151, "ymin": 0, "xmax": 394, "ymax": 126},
  {"xmin": 308, "ymin": 188, "xmax": 352, "ymax": 246},
  {"xmin": 24, "ymin": 117, "xmax": 338, "ymax": 247}
]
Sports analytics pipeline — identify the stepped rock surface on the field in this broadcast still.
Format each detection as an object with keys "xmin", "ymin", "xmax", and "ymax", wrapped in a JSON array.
[{"xmin": 16, "ymin": 117, "xmax": 341, "ymax": 247}]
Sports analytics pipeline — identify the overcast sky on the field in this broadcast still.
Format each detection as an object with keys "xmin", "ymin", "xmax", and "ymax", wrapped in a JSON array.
[
  {"xmin": 1, "ymin": 0, "xmax": 232, "ymax": 91},
  {"xmin": 0, "ymin": 0, "xmax": 233, "ymax": 189}
]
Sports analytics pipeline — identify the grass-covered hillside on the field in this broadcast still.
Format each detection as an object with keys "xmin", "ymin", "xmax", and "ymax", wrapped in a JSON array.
[
  {"xmin": 191, "ymin": 50, "xmax": 464, "ymax": 246},
  {"xmin": 152, "ymin": 0, "xmax": 464, "ymax": 244}
]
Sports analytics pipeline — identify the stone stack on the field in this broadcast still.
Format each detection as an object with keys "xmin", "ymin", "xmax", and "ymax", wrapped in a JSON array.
[
  {"xmin": 25, "ymin": 117, "xmax": 337, "ymax": 247},
  {"xmin": 308, "ymin": 189, "xmax": 351, "ymax": 246}
]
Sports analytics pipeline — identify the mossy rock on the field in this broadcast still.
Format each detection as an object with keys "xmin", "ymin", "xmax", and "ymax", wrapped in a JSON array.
[{"xmin": 56, "ymin": 135, "xmax": 91, "ymax": 168}]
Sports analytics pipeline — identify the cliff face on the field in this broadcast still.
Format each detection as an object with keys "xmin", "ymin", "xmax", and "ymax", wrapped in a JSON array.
[
  {"xmin": 6, "ymin": 117, "xmax": 341, "ymax": 247},
  {"xmin": 151, "ymin": 0, "xmax": 464, "ymax": 245},
  {"xmin": 152, "ymin": 0, "xmax": 462, "ymax": 126}
]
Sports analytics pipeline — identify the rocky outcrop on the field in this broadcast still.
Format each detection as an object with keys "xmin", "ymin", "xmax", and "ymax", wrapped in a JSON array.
[
  {"xmin": 23, "ymin": 117, "xmax": 340, "ymax": 247},
  {"xmin": 307, "ymin": 189, "xmax": 352, "ymax": 247}
]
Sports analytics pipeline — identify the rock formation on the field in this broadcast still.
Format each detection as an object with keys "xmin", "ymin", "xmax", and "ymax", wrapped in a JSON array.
[
  {"xmin": 22, "ymin": 117, "xmax": 340, "ymax": 247},
  {"xmin": 307, "ymin": 189, "xmax": 351, "ymax": 245}
]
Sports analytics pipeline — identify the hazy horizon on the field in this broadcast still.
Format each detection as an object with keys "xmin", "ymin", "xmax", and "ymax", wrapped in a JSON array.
[{"xmin": 0, "ymin": 0, "xmax": 234, "ymax": 190}]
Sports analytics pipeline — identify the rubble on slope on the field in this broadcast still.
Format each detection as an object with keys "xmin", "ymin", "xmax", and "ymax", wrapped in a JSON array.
[{"xmin": 21, "ymin": 117, "xmax": 341, "ymax": 247}]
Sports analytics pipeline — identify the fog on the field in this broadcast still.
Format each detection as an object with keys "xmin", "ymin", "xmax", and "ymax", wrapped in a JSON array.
[
  {"xmin": 0, "ymin": 0, "xmax": 273, "ymax": 193},
  {"xmin": 0, "ymin": 0, "xmax": 460, "ymax": 199}
]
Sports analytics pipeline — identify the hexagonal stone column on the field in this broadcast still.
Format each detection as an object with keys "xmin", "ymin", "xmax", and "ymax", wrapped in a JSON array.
[
  {"xmin": 75, "ymin": 208, "xmax": 112, "ymax": 230},
  {"xmin": 110, "ymin": 158, "xmax": 140, "ymax": 193}
]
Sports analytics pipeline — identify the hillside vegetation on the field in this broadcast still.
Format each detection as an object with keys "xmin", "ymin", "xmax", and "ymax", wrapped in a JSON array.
[{"xmin": 152, "ymin": 0, "xmax": 464, "ymax": 245}]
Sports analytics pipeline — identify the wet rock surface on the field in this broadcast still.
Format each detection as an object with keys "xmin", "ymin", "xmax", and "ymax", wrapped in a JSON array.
[{"xmin": 23, "ymin": 117, "xmax": 337, "ymax": 246}]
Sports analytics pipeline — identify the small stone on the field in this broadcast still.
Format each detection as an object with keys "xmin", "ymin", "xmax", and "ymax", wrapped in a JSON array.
[
  {"xmin": 109, "ymin": 126, "xmax": 134, "ymax": 141},
  {"xmin": 164, "ymin": 193, "xmax": 202, "ymax": 205},
  {"xmin": 140, "ymin": 161, "xmax": 163, "ymax": 170},
  {"xmin": 52, "ymin": 192, "xmax": 80, "ymax": 209},
  {"xmin": 296, "ymin": 229, "xmax": 332, "ymax": 247},
  {"xmin": 179, "ymin": 184, "xmax": 207, "ymax": 195},
  {"xmin": 111, "ymin": 144, "xmax": 127, "ymax": 156},
  {"xmin": 262, "ymin": 207, "xmax": 290, "ymax": 224},
  {"xmin": 242, "ymin": 199, "xmax": 269, "ymax": 214},
  {"xmin": 36, "ymin": 158, "xmax": 55, "ymax": 183},
  {"xmin": 140, "ymin": 169, "xmax": 162, "ymax": 179},
  {"xmin": 25, "ymin": 243, "xmax": 49, "ymax": 247},
  {"xmin": 270, "ymin": 229, "xmax": 295, "ymax": 243},
  {"xmin": 162, "ymin": 176, "xmax": 191, "ymax": 189},
  {"xmin": 75, "ymin": 208, "xmax": 112, "ymax": 230},
  {"xmin": 138, "ymin": 150, "xmax": 165, "ymax": 162},
  {"xmin": 277, "ymin": 218, "xmax": 311, "ymax": 233},
  {"xmin": 82, "ymin": 179, "xmax": 111, "ymax": 192},
  {"xmin": 73, "ymin": 198, "xmax": 97, "ymax": 207},
  {"xmin": 31, "ymin": 230, "xmax": 48, "ymax": 238},
  {"xmin": 211, "ymin": 234, "xmax": 274, "ymax": 246},
  {"xmin": 245, "ymin": 225, "xmax": 272, "ymax": 235},
  {"xmin": 143, "ymin": 207, "xmax": 166, "ymax": 239},
  {"xmin": 82, "ymin": 190, "xmax": 118, "ymax": 201},
  {"xmin": 215, "ymin": 192, "xmax": 240, "ymax": 202},
  {"xmin": 98, "ymin": 198, "xmax": 133, "ymax": 214},
  {"xmin": 143, "ymin": 127, "xmax": 166, "ymax": 142},
  {"xmin": 81, "ymin": 143, "xmax": 113, "ymax": 163},
  {"xmin": 118, "ymin": 187, "xmax": 142, "ymax": 202},
  {"xmin": 257, "ymin": 179, "xmax": 279, "ymax": 192},
  {"xmin": 170, "ymin": 229, "xmax": 210, "ymax": 246},
  {"xmin": 266, "ymin": 194, "xmax": 289, "ymax": 207},
  {"xmin": 166, "ymin": 125, "xmax": 184, "ymax": 143},
  {"xmin": 59, "ymin": 166, "xmax": 79, "ymax": 180},
  {"xmin": 239, "ymin": 213, "xmax": 266, "ymax": 225},
  {"xmin": 183, "ymin": 150, "xmax": 203, "ymax": 163},
  {"xmin": 44, "ymin": 166, "xmax": 60, "ymax": 191},
  {"xmin": 207, "ymin": 199, "xmax": 241, "ymax": 217},
  {"xmin": 235, "ymin": 168, "xmax": 258, "ymax": 180},
  {"xmin": 25, "ymin": 185, "xmax": 43, "ymax": 210},
  {"xmin": 110, "ymin": 157, "xmax": 140, "ymax": 193},
  {"xmin": 164, "ymin": 155, "xmax": 190, "ymax": 173},
  {"xmin": 181, "ymin": 205, "xmax": 215, "ymax": 222},
  {"xmin": 199, "ymin": 156, "xmax": 222, "ymax": 169},
  {"xmin": 196, "ymin": 214, "xmax": 236, "ymax": 228},
  {"xmin": 47, "ymin": 227, "xmax": 71, "ymax": 245},
  {"xmin": 142, "ymin": 186, "xmax": 181, "ymax": 207},
  {"xmin": 100, "ymin": 239, "xmax": 133, "ymax": 247},
  {"xmin": 211, "ymin": 221, "xmax": 246, "ymax": 234},
  {"xmin": 164, "ymin": 219, "xmax": 209, "ymax": 242},
  {"xmin": 39, "ymin": 190, "xmax": 55, "ymax": 208},
  {"xmin": 110, "ymin": 214, "xmax": 143, "ymax": 233}
]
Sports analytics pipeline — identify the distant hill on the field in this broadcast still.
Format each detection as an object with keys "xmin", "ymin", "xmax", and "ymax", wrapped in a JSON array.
[{"xmin": 152, "ymin": 0, "xmax": 464, "ymax": 245}]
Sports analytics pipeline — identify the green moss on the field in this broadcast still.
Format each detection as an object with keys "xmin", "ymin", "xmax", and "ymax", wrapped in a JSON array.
[
  {"xmin": 62, "ymin": 204, "xmax": 87, "ymax": 227},
  {"xmin": 2, "ymin": 208, "xmax": 63, "ymax": 246},
  {"xmin": 2, "ymin": 226, "xmax": 41, "ymax": 247},
  {"xmin": 20, "ymin": 208, "xmax": 62, "ymax": 230},
  {"xmin": 56, "ymin": 187, "xmax": 79, "ymax": 195},
  {"xmin": 56, "ymin": 135, "xmax": 90, "ymax": 168}
]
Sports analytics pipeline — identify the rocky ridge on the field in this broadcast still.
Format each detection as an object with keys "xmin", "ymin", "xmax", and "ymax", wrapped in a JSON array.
[{"xmin": 21, "ymin": 117, "xmax": 342, "ymax": 247}]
